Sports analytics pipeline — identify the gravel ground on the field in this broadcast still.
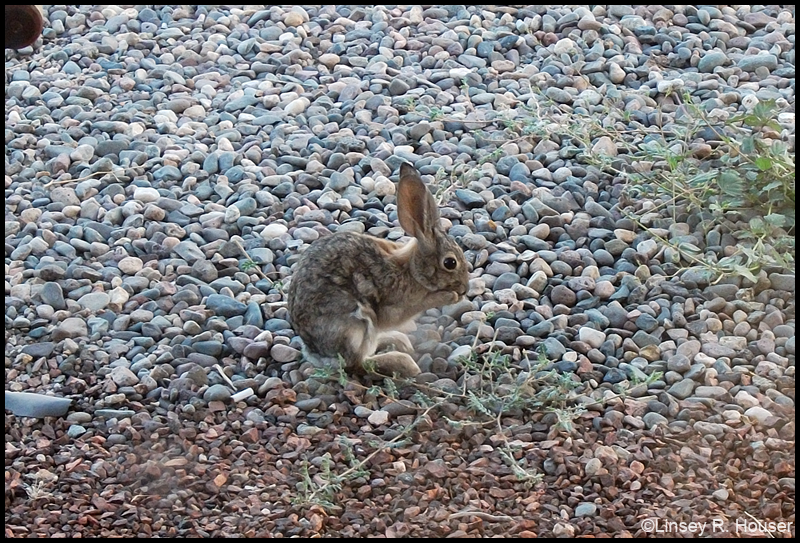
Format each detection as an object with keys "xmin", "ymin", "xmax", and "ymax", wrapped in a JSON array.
[{"xmin": 5, "ymin": 5, "xmax": 795, "ymax": 538}]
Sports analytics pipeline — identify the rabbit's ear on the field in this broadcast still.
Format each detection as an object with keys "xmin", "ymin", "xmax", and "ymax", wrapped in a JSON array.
[{"xmin": 397, "ymin": 163, "xmax": 440, "ymax": 242}]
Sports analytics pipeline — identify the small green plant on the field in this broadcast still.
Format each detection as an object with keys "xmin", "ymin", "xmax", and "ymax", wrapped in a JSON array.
[
  {"xmin": 294, "ymin": 437, "xmax": 374, "ymax": 510},
  {"xmin": 619, "ymin": 96, "xmax": 794, "ymax": 228},
  {"xmin": 447, "ymin": 344, "xmax": 584, "ymax": 483},
  {"xmin": 23, "ymin": 479, "xmax": 50, "ymax": 501},
  {"xmin": 713, "ymin": 99, "xmax": 794, "ymax": 219},
  {"xmin": 499, "ymin": 446, "xmax": 542, "ymax": 489},
  {"xmin": 428, "ymin": 105, "xmax": 444, "ymax": 121},
  {"xmin": 22, "ymin": 471, "xmax": 54, "ymax": 501},
  {"xmin": 616, "ymin": 95, "xmax": 795, "ymax": 281},
  {"xmin": 432, "ymin": 162, "xmax": 479, "ymax": 205},
  {"xmin": 294, "ymin": 337, "xmax": 588, "ymax": 510},
  {"xmin": 417, "ymin": 85, "xmax": 795, "ymax": 281},
  {"xmin": 630, "ymin": 369, "xmax": 664, "ymax": 388},
  {"xmin": 295, "ymin": 454, "xmax": 340, "ymax": 510},
  {"xmin": 293, "ymin": 402, "xmax": 439, "ymax": 509},
  {"xmin": 454, "ymin": 346, "xmax": 584, "ymax": 421},
  {"xmin": 309, "ymin": 355, "xmax": 350, "ymax": 387},
  {"xmin": 240, "ymin": 259, "xmax": 259, "ymax": 272},
  {"xmin": 478, "ymin": 147, "xmax": 505, "ymax": 165},
  {"xmin": 234, "ymin": 239, "xmax": 272, "ymax": 281},
  {"xmin": 721, "ymin": 215, "xmax": 795, "ymax": 282},
  {"xmin": 272, "ymin": 279, "xmax": 286, "ymax": 293}
]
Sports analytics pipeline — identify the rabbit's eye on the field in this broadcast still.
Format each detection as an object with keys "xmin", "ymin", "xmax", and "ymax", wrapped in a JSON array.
[{"xmin": 443, "ymin": 256, "xmax": 457, "ymax": 270}]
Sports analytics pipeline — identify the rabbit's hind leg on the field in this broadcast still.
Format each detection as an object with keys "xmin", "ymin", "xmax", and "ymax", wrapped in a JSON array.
[
  {"xmin": 368, "ymin": 351, "xmax": 421, "ymax": 378},
  {"xmin": 326, "ymin": 303, "xmax": 420, "ymax": 377},
  {"xmin": 375, "ymin": 330, "xmax": 413, "ymax": 354},
  {"xmin": 330, "ymin": 302, "xmax": 375, "ymax": 356}
]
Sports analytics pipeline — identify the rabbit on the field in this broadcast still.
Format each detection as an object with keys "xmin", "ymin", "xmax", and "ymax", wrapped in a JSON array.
[{"xmin": 287, "ymin": 162, "xmax": 469, "ymax": 377}]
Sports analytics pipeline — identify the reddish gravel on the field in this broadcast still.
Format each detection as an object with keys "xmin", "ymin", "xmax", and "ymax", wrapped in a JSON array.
[{"xmin": 5, "ymin": 379, "xmax": 795, "ymax": 537}]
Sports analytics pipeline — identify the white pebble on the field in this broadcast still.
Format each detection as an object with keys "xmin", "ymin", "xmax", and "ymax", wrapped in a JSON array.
[
  {"xmin": 368, "ymin": 410, "xmax": 390, "ymax": 426},
  {"xmin": 118, "ymin": 256, "xmax": 143, "ymax": 274},
  {"xmin": 261, "ymin": 223, "xmax": 289, "ymax": 240},
  {"xmin": 134, "ymin": 187, "xmax": 161, "ymax": 203},
  {"xmin": 284, "ymin": 97, "xmax": 310, "ymax": 115}
]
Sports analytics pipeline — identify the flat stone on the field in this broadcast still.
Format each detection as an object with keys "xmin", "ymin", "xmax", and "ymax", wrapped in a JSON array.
[
  {"xmin": 694, "ymin": 385, "xmax": 728, "ymax": 399},
  {"xmin": 110, "ymin": 366, "xmax": 139, "ymax": 386},
  {"xmin": 205, "ymin": 294, "xmax": 248, "ymax": 317},
  {"xmin": 737, "ymin": 54, "xmax": 778, "ymax": 72},
  {"xmin": 744, "ymin": 406, "xmax": 773, "ymax": 425},
  {"xmin": 574, "ymin": 503, "xmax": 597, "ymax": 517},
  {"xmin": 52, "ymin": 317, "xmax": 88, "ymax": 341},
  {"xmin": 21, "ymin": 342, "xmax": 56, "ymax": 359},
  {"xmin": 77, "ymin": 292, "xmax": 110, "ymax": 312},
  {"xmin": 768, "ymin": 273, "xmax": 794, "ymax": 292},
  {"xmin": 203, "ymin": 384, "xmax": 232, "ymax": 402},
  {"xmin": 667, "ymin": 379, "xmax": 695, "ymax": 400},
  {"xmin": 5, "ymin": 392, "xmax": 72, "ymax": 418},
  {"xmin": 578, "ymin": 327, "xmax": 606, "ymax": 349},
  {"xmin": 134, "ymin": 187, "xmax": 161, "ymax": 203},
  {"xmin": 39, "ymin": 282, "xmax": 66, "ymax": 310},
  {"xmin": 271, "ymin": 344, "xmax": 301, "ymax": 363},
  {"xmin": 368, "ymin": 410, "xmax": 390, "ymax": 426},
  {"xmin": 118, "ymin": 256, "xmax": 144, "ymax": 274},
  {"xmin": 698, "ymin": 51, "xmax": 728, "ymax": 73}
]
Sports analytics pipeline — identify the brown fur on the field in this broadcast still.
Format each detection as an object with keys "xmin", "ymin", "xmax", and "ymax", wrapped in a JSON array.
[{"xmin": 287, "ymin": 163, "xmax": 469, "ymax": 377}]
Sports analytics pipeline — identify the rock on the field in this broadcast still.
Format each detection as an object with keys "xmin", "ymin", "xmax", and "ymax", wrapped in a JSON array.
[
  {"xmin": 455, "ymin": 189, "xmax": 485, "ymax": 208},
  {"xmin": 203, "ymin": 384, "xmax": 232, "ymax": 402},
  {"xmin": 578, "ymin": 327, "xmax": 606, "ymax": 349},
  {"xmin": 698, "ymin": 51, "xmax": 728, "ymax": 73},
  {"xmin": 608, "ymin": 63, "xmax": 626, "ymax": 84},
  {"xmin": 389, "ymin": 78, "xmax": 411, "ymax": 96},
  {"xmin": 368, "ymin": 410, "xmax": 390, "ymax": 426},
  {"xmin": 284, "ymin": 11, "xmax": 305, "ymax": 27},
  {"xmin": 77, "ymin": 292, "xmax": 110, "ymax": 312},
  {"xmin": 667, "ymin": 354, "xmax": 691, "ymax": 373},
  {"xmin": 284, "ymin": 97, "xmax": 310, "ymax": 115},
  {"xmin": 319, "ymin": 53, "xmax": 340, "ymax": 69},
  {"xmin": 768, "ymin": 273, "xmax": 795, "ymax": 292},
  {"xmin": 206, "ymin": 294, "xmax": 248, "ymax": 317},
  {"xmin": 295, "ymin": 398, "xmax": 321, "ymax": 412},
  {"xmin": 737, "ymin": 54, "xmax": 778, "ymax": 72},
  {"xmin": 94, "ymin": 409, "xmax": 136, "ymax": 419},
  {"xmin": 574, "ymin": 503, "xmax": 597, "ymax": 517},
  {"xmin": 694, "ymin": 385, "xmax": 728, "ymax": 399},
  {"xmin": 5, "ymin": 392, "xmax": 72, "ymax": 418},
  {"xmin": 643, "ymin": 412, "xmax": 669, "ymax": 429},
  {"xmin": 40, "ymin": 282, "xmax": 66, "ymax": 310},
  {"xmin": 667, "ymin": 379, "xmax": 694, "ymax": 400},
  {"xmin": 735, "ymin": 390, "xmax": 760, "ymax": 409},
  {"xmin": 271, "ymin": 344, "xmax": 301, "ymax": 363},
  {"xmin": 110, "ymin": 366, "xmax": 140, "ymax": 386},
  {"xmin": 550, "ymin": 285, "xmax": 576, "ymax": 306},
  {"xmin": 118, "ymin": 256, "xmax": 144, "ymax": 274},
  {"xmin": 134, "ymin": 187, "xmax": 161, "ymax": 203},
  {"xmin": 21, "ymin": 342, "xmax": 56, "ymax": 359},
  {"xmin": 694, "ymin": 421, "xmax": 727, "ymax": 438},
  {"xmin": 173, "ymin": 241, "xmax": 206, "ymax": 263},
  {"xmin": 591, "ymin": 136, "xmax": 618, "ymax": 156},
  {"xmin": 52, "ymin": 318, "xmax": 88, "ymax": 341},
  {"xmin": 745, "ymin": 406, "xmax": 773, "ymax": 425}
]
